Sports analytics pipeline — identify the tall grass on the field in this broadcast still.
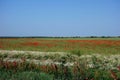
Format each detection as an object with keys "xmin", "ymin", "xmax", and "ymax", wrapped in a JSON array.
[{"xmin": 0, "ymin": 57, "xmax": 120, "ymax": 80}]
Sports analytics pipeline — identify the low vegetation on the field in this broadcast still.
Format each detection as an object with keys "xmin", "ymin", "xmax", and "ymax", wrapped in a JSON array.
[
  {"xmin": 0, "ymin": 38, "xmax": 120, "ymax": 54},
  {"xmin": 0, "ymin": 50, "xmax": 120, "ymax": 80},
  {"xmin": 0, "ymin": 38, "xmax": 120, "ymax": 80}
]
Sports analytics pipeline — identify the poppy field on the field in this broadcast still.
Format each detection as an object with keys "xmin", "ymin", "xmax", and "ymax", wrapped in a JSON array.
[
  {"xmin": 0, "ymin": 38, "xmax": 120, "ymax": 80},
  {"xmin": 0, "ymin": 38, "xmax": 120, "ymax": 54}
]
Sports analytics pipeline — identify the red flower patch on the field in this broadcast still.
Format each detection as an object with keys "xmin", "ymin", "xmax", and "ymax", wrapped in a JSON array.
[
  {"xmin": 66, "ymin": 40, "xmax": 120, "ymax": 46},
  {"xmin": 0, "ymin": 45, "xmax": 2, "ymax": 48},
  {"xmin": 21, "ymin": 42, "xmax": 39, "ymax": 46}
]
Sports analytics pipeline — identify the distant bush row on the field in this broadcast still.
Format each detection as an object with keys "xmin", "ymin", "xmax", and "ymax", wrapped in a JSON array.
[{"xmin": 0, "ymin": 36, "xmax": 120, "ymax": 38}]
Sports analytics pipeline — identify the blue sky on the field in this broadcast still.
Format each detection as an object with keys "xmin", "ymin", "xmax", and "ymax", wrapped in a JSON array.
[{"xmin": 0, "ymin": 0, "xmax": 120, "ymax": 37}]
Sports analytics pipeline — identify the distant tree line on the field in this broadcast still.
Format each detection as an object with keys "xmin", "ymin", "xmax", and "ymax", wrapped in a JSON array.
[{"xmin": 0, "ymin": 36, "xmax": 120, "ymax": 38}]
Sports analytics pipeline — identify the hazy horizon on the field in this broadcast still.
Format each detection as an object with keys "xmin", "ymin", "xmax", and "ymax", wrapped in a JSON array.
[{"xmin": 0, "ymin": 0, "xmax": 120, "ymax": 37}]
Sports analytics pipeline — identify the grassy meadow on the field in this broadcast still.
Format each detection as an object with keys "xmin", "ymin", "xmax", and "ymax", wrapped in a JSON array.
[
  {"xmin": 0, "ymin": 37, "xmax": 120, "ymax": 80},
  {"xmin": 0, "ymin": 37, "xmax": 120, "ymax": 54}
]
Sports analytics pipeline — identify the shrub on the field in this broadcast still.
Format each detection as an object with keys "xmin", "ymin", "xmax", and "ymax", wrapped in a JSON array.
[{"xmin": 70, "ymin": 50, "xmax": 82, "ymax": 56}]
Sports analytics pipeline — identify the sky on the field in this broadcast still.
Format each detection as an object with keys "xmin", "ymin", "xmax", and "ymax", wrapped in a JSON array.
[{"xmin": 0, "ymin": 0, "xmax": 120, "ymax": 37}]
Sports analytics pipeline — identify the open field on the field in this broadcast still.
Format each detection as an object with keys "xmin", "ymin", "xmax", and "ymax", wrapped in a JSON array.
[
  {"xmin": 0, "ymin": 38, "xmax": 120, "ymax": 54},
  {"xmin": 0, "ymin": 38, "xmax": 120, "ymax": 80}
]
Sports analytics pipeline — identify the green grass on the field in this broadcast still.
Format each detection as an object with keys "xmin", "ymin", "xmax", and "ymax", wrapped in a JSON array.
[{"xmin": 0, "ymin": 70, "xmax": 53, "ymax": 80}]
